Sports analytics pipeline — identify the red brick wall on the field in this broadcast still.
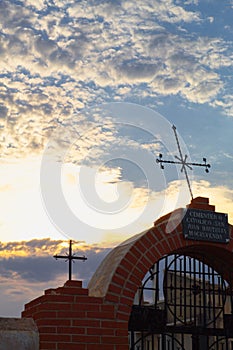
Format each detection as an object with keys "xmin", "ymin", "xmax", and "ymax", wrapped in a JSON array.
[
  {"xmin": 22, "ymin": 280, "xmax": 129, "ymax": 350},
  {"xmin": 22, "ymin": 197, "xmax": 233, "ymax": 349}
]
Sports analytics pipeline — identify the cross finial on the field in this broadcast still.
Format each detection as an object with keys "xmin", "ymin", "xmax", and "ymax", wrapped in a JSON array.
[
  {"xmin": 53, "ymin": 240, "xmax": 87, "ymax": 280},
  {"xmin": 156, "ymin": 125, "xmax": 211, "ymax": 199}
]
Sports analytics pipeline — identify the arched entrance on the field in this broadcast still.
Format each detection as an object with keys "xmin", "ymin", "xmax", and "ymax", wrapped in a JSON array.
[
  {"xmin": 88, "ymin": 197, "xmax": 233, "ymax": 349},
  {"xmin": 129, "ymin": 253, "xmax": 233, "ymax": 349},
  {"xmin": 23, "ymin": 197, "xmax": 233, "ymax": 349}
]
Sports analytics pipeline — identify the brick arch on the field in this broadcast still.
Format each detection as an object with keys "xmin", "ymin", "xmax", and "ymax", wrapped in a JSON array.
[
  {"xmin": 88, "ymin": 197, "xmax": 233, "ymax": 323},
  {"xmin": 23, "ymin": 197, "xmax": 233, "ymax": 349}
]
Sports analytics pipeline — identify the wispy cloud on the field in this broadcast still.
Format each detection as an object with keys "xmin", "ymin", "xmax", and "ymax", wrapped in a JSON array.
[{"xmin": 0, "ymin": 0, "xmax": 232, "ymax": 160}]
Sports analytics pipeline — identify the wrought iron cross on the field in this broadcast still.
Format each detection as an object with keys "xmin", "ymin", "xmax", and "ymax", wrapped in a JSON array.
[
  {"xmin": 156, "ymin": 125, "xmax": 210, "ymax": 200},
  {"xmin": 53, "ymin": 240, "xmax": 87, "ymax": 280}
]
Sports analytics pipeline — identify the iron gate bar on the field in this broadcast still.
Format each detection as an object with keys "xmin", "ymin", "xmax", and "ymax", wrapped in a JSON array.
[
  {"xmin": 199, "ymin": 258, "xmax": 202, "ymax": 318},
  {"xmin": 174, "ymin": 255, "xmax": 177, "ymax": 326},
  {"xmin": 208, "ymin": 336, "xmax": 229, "ymax": 350},
  {"xmin": 230, "ymin": 270, "xmax": 233, "ymax": 315},
  {"xmin": 164, "ymin": 325, "xmax": 227, "ymax": 336},
  {"xmin": 193, "ymin": 256, "xmax": 197, "ymax": 326},
  {"xmin": 179, "ymin": 258, "xmax": 182, "ymax": 319},
  {"xmin": 201, "ymin": 262, "xmax": 205, "ymax": 324},
  {"xmin": 141, "ymin": 331, "xmax": 144, "ymax": 350},
  {"xmin": 155, "ymin": 261, "xmax": 160, "ymax": 309},
  {"xmin": 212, "ymin": 266, "xmax": 216, "ymax": 329},
  {"xmin": 184, "ymin": 256, "xmax": 187, "ymax": 324},
  {"xmin": 189, "ymin": 257, "xmax": 193, "ymax": 322},
  {"xmin": 208, "ymin": 264, "xmax": 212, "ymax": 321},
  {"xmin": 151, "ymin": 332, "xmax": 154, "ymax": 349}
]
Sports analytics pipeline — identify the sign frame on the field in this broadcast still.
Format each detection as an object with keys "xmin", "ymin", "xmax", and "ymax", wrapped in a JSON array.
[{"xmin": 182, "ymin": 208, "xmax": 229, "ymax": 244}]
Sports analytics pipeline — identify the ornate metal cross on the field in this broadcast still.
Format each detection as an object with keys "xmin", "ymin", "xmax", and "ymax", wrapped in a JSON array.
[
  {"xmin": 156, "ymin": 125, "xmax": 210, "ymax": 200},
  {"xmin": 53, "ymin": 240, "xmax": 87, "ymax": 280}
]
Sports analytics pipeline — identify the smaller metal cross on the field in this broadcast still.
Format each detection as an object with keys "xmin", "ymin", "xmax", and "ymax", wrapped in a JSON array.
[
  {"xmin": 156, "ymin": 125, "xmax": 211, "ymax": 200},
  {"xmin": 53, "ymin": 240, "xmax": 87, "ymax": 281}
]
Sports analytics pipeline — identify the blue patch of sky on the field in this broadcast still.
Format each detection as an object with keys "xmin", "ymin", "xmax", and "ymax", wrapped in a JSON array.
[
  {"xmin": 117, "ymin": 124, "xmax": 156, "ymax": 144},
  {"xmin": 92, "ymin": 0, "xmax": 122, "ymax": 6},
  {"xmin": 116, "ymin": 86, "xmax": 155, "ymax": 106},
  {"xmin": 185, "ymin": 1, "xmax": 232, "ymax": 39},
  {"xmin": 0, "ymin": 72, "xmax": 14, "ymax": 80},
  {"xmin": 102, "ymin": 124, "xmax": 178, "ymax": 189},
  {"xmin": 76, "ymin": 17, "xmax": 96, "ymax": 26},
  {"xmin": 105, "ymin": 158, "xmax": 148, "ymax": 188},
  {"xmin": 201, "ymin": 2, "xmax": 233, "ymax": 36},
  {"xmin": 39, "ymin": 74, "xmax": 74, "ymax": 88},
  {"xmin": 153, "ymin": 1, "xmax": 232, "ymax": 50},
  {"xmin": 40, "ymin": 77, "xmax": 59, "ymax": 87},
  {"xmin": 57, "ymin": 74, "xmax": 76, "ymax": 86},
  {"xmin": 16, "ymin": 66, "xmax": 31, "ymax": 76},
  {"xmin": 154, "ymin": 94, "xmax": 233, "ymax": 187},
  {"xmin": 78, "ymin": 80, "xmax": 99, "ymax": 91},
  {"xmin": 9, "ymin": 0, "xmax": 25, "ymax": 7},
  {"xmin": 36, "ymin": 2, "xmax": 63, "ymax": 18},
  {"xmin": 155, "ymin": 95, "xmax": 228, "ymax": 148}
]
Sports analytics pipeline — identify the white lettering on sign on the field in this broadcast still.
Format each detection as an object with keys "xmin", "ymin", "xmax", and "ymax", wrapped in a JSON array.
[{"xmin": 183, "ymin": 209, "xmax": 229, "ymax": 243}]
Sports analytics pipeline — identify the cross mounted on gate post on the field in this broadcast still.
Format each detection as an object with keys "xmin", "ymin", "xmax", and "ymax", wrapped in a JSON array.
[
  {"xmin": 53, "ymin": 240, "xmax": 87, "ymax": 280},
  {"xmin": 156, "ymin": 125, "xmax": 211, "ymax": 200}
]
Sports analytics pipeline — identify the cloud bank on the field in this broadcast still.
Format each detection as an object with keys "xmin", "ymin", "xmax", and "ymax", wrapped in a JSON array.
[{"xmin": 0, "ymin": 0, "xmax": 232, "ymax": 160}]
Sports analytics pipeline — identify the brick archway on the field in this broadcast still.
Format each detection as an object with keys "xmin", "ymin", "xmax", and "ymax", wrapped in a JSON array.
[
  {"xmin": 88, "ymin": 197, "xmax": 233, "ymax": 323},
  {"xmin": 23, "ymin": 197, "xmax": 233, "ymax": 349}
]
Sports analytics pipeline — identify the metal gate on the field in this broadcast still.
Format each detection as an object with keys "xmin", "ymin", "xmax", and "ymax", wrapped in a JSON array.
[{"xmin": 129, "ymin": 254, "xmax": 233, "ymax": 350}]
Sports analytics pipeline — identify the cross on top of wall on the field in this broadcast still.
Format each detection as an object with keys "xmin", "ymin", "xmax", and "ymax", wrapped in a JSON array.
[{"xmin": 53, "ymin": 240, "xmax": 87, "ymax": 280}]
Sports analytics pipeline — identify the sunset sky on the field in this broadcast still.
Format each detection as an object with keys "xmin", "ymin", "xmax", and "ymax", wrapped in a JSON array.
[{"xmin": 0, "ymin": 0, "xmax": 233, "ymax": 316}]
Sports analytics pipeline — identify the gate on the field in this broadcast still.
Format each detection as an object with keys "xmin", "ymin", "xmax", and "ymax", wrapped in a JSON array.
[{"xmin": 129, "ymin": 254, "xmax": 233, "ymax": 350}]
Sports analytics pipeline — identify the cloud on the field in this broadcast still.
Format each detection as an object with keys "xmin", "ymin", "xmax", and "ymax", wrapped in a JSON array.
[
  {"xmin": 192, "ymin": 181, "xmax": 233, "ymax": 220},
  {"xmin": 0, "ymin": 238, "xmax": 110, "ymax": 282},
  {"xmin": 34, "ymin": 35, "xmax": 58, "ymax": 57},
  {"xmin": 116, "ymin": 61, "xmax": 162, "ymax": 83},
  {"xmin": 159, "ymin": 2, "xmax": 201, "ymax": 23},
  {"xmin": 211, "ymin": 95, "xmax": 233, "ymax": 117},
  {"xmin": 0, "ymin": 238, "xmax": 110, "ymax": 316},
  {"xmin": 0, "ymin": 104, "xmax": 8, "ymax": 119},
  {"xmin": 0, "ymin": 0, "xmax": 231, "ymax": 161},
  {"xmin": 0, "ymin": 238, "xmax": 62, "ymax": 257},
  {"xmin": 122, "ymin": 0, "xmax": 202, "ymax": 24},
  {"xmin": 0, "ymin": 174, "xmax": 233, "ymax": 317}
]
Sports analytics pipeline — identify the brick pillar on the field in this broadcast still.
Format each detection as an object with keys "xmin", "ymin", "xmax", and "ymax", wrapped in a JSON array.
[
  {"xmin": 22, "ymin": 280, "xmax": 129, "ymax": 350},
  {"xmin": 187, "ymin": 196, "xmax": 215, "ymax": 211}
]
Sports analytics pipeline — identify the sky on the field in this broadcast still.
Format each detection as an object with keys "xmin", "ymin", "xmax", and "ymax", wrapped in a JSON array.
[{"xmin": 0, "ymin": 0, "xmax": 233, "ymax": 316}]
